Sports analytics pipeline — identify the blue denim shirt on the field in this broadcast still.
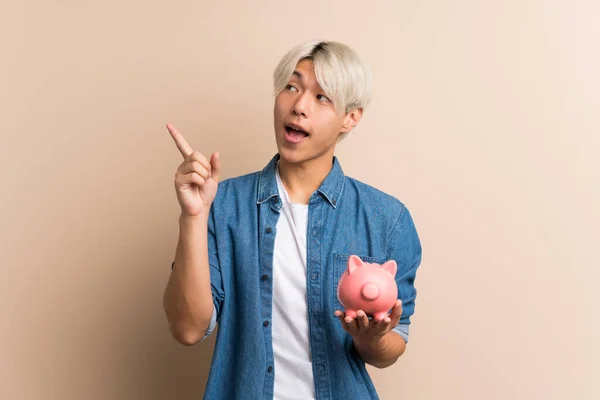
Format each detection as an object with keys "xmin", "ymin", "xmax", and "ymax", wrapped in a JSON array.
[{"xmin": 189, "ymin": 154, "xmax": 422, "ymax": 400}]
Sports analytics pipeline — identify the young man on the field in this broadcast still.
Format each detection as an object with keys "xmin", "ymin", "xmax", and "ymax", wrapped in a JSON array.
[{"xmin": 163, "ymin": 40, "xmax": 422, "ymax": 400}]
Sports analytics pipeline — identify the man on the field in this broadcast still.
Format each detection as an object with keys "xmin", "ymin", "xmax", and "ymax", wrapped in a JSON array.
[{"xmin": 163, "ymin": 40, "xmax": 422, "ymax": 400}]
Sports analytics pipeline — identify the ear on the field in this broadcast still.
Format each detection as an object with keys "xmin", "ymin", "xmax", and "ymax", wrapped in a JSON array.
[
  {"xmin": 348, "ymin": 255, "xmax": 363, "ymax": 275},
  {"xmin": 340, "ymin": 108, "xmax": 363, "ymax": 134},
  {"xmin": 382, "ymin": 260, "xmax": 397, "ymax": 277}
]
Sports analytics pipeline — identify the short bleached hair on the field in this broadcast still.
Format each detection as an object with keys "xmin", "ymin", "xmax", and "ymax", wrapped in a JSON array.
[{"xmin": 273, "ymin": 40, "xmax": 373, "ymax": 116}]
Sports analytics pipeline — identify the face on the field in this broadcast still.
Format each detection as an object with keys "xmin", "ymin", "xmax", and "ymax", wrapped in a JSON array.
[{"xmin": 273, "ymin": 59, "xmax": 362, "ymax": 166}]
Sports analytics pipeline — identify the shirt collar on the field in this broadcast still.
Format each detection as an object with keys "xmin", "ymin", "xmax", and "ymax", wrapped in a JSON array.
[{"xmin": 256, "ymin": 153, "xmax": 345, "ymax": 208}]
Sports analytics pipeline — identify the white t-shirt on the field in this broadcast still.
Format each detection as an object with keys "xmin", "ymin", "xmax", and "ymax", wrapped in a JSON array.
[{"xmin": 272, "ymin": 164, "xmax": 315, "ymax": 400}]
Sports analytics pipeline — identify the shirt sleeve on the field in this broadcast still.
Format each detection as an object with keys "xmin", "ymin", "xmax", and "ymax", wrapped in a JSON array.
[
  {"xmin": 200, "ymin": 304, "xmax": 218, "ymax": 341},
  {"xmin": 386, "ymin": 204, "xmax": 422, "ymax": 327},
  {"xmin": 206, "ymin": 204, "xmax": 226, "ymax": 322},
  {"xmin": 392, "ymin": 323, "xmax": 410, "ymax": 343}
]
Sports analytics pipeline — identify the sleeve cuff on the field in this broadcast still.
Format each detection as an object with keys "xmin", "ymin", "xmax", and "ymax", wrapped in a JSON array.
[
  {"xmin": 392, "ymin": 323, "xmax": 410, "ymax": 343},
  {"xmin": 201, "ymin": 304, "xmax": 218, "ymax": 341}
]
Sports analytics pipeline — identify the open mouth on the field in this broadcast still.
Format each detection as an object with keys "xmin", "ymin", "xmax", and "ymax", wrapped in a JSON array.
[{"xmin": 284, "ymin": 123, "xmax": 309, "ymax": 143}]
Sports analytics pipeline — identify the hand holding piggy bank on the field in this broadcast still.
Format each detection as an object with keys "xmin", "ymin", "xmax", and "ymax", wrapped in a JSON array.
[{"xmin": 337, "ymin": 255, "xmax": 398, "ymax": 322}]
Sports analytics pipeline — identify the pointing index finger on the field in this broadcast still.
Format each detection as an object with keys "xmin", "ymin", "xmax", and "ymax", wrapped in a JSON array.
[{"xmin": 166, "ymin": 123, "xmax": 193, "ymax": 158}]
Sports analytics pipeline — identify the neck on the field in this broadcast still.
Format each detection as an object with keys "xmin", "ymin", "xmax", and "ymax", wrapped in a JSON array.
[{"xmin": 278, "ymin": 154, "xmax": 334, "ymax": 205}]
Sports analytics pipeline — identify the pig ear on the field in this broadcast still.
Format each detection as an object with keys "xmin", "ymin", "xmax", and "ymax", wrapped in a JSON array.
[
  {"xmin": 348, "ymin": 255, "xmax": 363, "ymax": 275},
  {"xmin": 382, "ymin": 260, "xmax": 397, "ymax": 277}
]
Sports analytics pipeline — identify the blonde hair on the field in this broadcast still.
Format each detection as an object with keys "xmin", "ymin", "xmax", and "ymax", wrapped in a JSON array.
[{"xmin": 273, "ymin": 40, "xmax": 373, "ymax": 116}]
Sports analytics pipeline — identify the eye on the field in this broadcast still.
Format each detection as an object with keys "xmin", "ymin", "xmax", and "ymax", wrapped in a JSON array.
[
  {"xmin": 317, "ymin": 94, "xmax": 330, "ymax": 102},
  {"xmin": 286, "ymin": 84, "xmax": 298, "ymax": 92}
]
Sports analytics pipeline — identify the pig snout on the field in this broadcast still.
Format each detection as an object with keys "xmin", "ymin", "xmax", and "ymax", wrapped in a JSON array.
[{"xmin": 361, "ymin": 283, "xmax": 380, "ymax": 301}]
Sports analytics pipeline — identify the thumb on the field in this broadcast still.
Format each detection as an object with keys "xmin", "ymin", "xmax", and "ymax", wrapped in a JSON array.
[{"xmin": 210, "ymin": 152, "xmax": 221, "ymax": 183}]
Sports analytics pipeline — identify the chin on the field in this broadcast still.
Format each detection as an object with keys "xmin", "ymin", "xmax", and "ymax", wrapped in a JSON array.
[{"xmin": 277, "ymin": 147, "xmax": 303, "ymax": 164}]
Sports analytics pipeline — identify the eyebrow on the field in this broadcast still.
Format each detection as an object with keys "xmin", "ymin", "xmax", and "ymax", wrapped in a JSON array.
[{"xmin": 292, "ymin": 70, "xmax": 303, "ymax": 80}]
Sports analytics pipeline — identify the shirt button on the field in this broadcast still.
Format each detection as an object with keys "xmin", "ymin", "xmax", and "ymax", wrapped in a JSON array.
[
  {"xmin": 266, "ymin": 227, "xmax": 272, "ymax": 233},
  {"xmin": 311, "ymin": 272, "xmax": 319, "ymax": 281},
  {"xmin": 263, "ymin": 320, "xmax": 269, "ymax": 327},
  {"xmin": 261, "ymin": 274, "xmax": 268, "ymax": 281},
  {"xmin": 267, "ymin": 366, "xmax": 273, "ymax": 373}
]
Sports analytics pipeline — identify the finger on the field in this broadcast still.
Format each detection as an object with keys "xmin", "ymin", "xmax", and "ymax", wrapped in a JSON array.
[
  {"xmin": 370, "ymin": 318, "xmax": 385, "ymax": 335},
  {"xmin": 379, "ymin": 317, "xmax": 391, "ymax": 333},
  {"xmin": 166, "ymin": 124, "xmax": 193, "ymax": 158},
  {"xmin": 210, "ymin": 152, "xmax": 221, "ymax": 183},
  {"xmin": 176, "ymin": 172, "xmax": 206, "ymax": 187},
  {"xmin": 179, "ymin": 161, "xmax": 210, "ymax": 180},
  {"xmin": 344, "ymin": 316, "xmax": 359, "ymax": 335},
  {"xmin": 356, "ymin": 311, "xmax": 369, "ymax": 333},
  {"xmin": 389, "ymin": 300, "xmax": 403, "ymax": 327},
  {"xmin": 187, "ymin": 150, "xmax": 211, "ymax": 171},
  {"xmin": 335, "ymin": 311, "xmax": 351, "ymax": 333}
]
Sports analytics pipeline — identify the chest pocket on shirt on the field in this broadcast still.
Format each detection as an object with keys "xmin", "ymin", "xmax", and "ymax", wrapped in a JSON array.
[{"xmin": 332, "ymin": 252, "xmax": 388, "ymax": 313}]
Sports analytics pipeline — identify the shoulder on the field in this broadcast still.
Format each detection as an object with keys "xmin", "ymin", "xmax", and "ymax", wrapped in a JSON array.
[
  {"xmin": 343, "ymin": 175, "xmax": 407, "ymax": 216},
  {"xmin": 341, "ymin": 176, "xmax": 418, "ymax": 251}
]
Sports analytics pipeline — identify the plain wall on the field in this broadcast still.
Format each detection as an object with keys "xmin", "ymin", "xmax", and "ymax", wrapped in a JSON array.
[{"xmin": 1, "ymin": 1, "xmax": 598, "ymax": 399}]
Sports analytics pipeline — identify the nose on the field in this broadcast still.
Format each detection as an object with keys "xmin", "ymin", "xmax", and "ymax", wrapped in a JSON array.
[{"xmin": 292, "ymin": 92, "xmax": 309, "ymax": 117}]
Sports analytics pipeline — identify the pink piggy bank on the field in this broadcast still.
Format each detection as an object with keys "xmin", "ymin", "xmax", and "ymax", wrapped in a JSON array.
[{"xmin": 337, "ymin": 255, "xmax": 398, "ymax": 321}]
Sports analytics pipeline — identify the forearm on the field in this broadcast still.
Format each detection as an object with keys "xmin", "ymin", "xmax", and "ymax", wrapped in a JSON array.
[
  {"xmin": 353, "ymin": 331, "xmax": 406, "ymax": 369},
  {"xmin": 163, "ymin": 212, "xmax": 214, "ymax": 345}
]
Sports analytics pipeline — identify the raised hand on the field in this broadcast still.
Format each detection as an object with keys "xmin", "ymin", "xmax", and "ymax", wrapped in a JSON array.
[{"xmin": 167, "ymin": 123, "xmax": 221, "ymax": 217}]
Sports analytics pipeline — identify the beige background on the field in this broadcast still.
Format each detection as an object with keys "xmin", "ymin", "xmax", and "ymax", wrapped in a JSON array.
[{"xmin": 1, "ymin": 1, "xmax": 598, "ymax": 399}]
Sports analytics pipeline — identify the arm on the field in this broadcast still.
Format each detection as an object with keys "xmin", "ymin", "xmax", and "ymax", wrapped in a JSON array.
[
  {"xmin": 163, "ymin": 212, "xmax": 215, "ymax": 345},
  {"xmin": 353, "ymin": 329, "xmax": 406, "ymax": 369},
  {"xmin": 335, "ymin": 204, "xmax": 422, "ymax": 368},
  {"xmin": 162, "ymin": 123, "xmax": 223, "ymax": 346}
]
